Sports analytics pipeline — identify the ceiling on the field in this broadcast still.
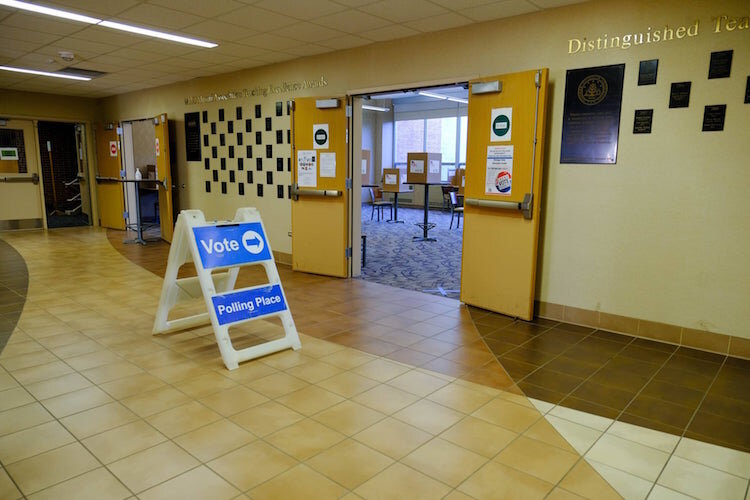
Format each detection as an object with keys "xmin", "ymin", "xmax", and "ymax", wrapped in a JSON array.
[{"xmin": 0, "ymin": 0, "xmax": 586, "ymax": 99}]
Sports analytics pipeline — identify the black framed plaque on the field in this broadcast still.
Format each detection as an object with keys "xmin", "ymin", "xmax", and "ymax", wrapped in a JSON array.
[
  {"xmin": 669, "ymin": 82, "xmax": 691, "ymax": 108},
  {"xmin": 745, "ymin": 76, "xmax": 750, "ymax": 104},
  {"xmin": 708, "ymin": 50, "xmax": 732, "ymax": 79},
  {"xmin": 184, "ymin": 112, "xmax": 202, "ymax": 162},
  {"xmin": 702, "ymin": 105, "xmax": 726, "ymax": 132},
  {"xmin": 633, "ymin": 109, "xmax": 653, "ymax": 134},
  {"xmin": 638, "ymin": 59, "xmax": 658, "ymax": 86},
  {"xmin": 560, "ymin": 64, "xmax": 625, "ymax": 164}
]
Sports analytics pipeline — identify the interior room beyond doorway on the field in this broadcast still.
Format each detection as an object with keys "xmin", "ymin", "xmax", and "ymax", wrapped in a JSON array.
[
  {"xmin": 121, "ymin": 119, "xmax": 161, "ymax": 240},
  {"xmin": 358, "ymin": 84, "xmax": 468, "ymax": 298}
]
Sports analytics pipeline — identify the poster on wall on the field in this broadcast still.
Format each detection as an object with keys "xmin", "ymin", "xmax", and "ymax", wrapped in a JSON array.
[
  {"xmin": 560, "ymin": 64, "xmax": 625, "ymax": 164},
  {"xmin": 485, "ymin": 145, "xmax": 514, "ymax": 195}
]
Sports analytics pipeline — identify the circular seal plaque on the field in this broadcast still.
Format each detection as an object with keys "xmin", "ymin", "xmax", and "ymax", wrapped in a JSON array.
[{"xmin": 577, "ymin": 74, "xmax": 608, "ymax": 106}]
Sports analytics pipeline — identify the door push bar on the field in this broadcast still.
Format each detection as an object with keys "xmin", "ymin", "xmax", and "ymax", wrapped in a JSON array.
[
  {"xmin": 291, "ymin": 183, "xmax": 343, "ymax": 201},
  {"xmin": 96, "ymin": 176, "xmax": 171, "ymax": 190},
  {"xmin": 0, "ymin": 173, "xmax": 39, "ymax": 184},
  {"xmin": 465, "ymin": 193, "xmax": 533, "ymax": 220}
]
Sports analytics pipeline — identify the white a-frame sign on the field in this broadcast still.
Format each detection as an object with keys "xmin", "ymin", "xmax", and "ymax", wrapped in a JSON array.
[{"xmin": 153, "ymin": 207, "xmax": 301, "ymax": 370}]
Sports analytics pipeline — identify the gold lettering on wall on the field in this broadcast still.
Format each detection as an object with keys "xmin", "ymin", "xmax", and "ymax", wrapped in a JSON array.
[
  {"xmin": 568, "ymin": 13, "xmax": 748, "ymax": 55},
  {"xmin": 568, "ymin": 21, "xmax": 700, "ymax": 54},
  {"xmin": 185, "ymin": 76, "xmax": 328, "ymax": 105}
]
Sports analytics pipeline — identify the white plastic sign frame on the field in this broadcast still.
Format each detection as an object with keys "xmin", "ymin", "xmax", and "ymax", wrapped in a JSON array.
[{"xmin": 153, "ymin": 207, "xmax": 301, "ymax": 370}]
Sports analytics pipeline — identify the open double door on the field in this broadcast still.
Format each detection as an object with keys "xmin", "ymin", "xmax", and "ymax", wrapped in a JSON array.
[
  {"xmin": 290, "ymin": 69, "xmax": 548, "ymax": 320},
  {"xmin": 94, "ymin": 113, "xmax": 175, "ymax": 242}
]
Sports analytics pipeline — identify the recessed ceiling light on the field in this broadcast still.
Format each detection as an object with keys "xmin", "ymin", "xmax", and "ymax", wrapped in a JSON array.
[
  {"xmin": 0, "ymin": 65, "xmax": 91, "ymax": 80},
  {"xmin": 98, "ymin": 21, "xmax": 218, "ymax": 48},
  {"xmin": 0, "ymin": 0, "xmax": 100, "ymax": 23},
  {"xmin": 0, "ymin": 0, "xmax": 217, "ymax": 48}
]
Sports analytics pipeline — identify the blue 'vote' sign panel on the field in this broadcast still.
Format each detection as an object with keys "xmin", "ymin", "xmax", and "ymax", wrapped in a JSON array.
[
  {"xmin": 211, "ymin": 284, "xmax": 287, "ymax": 326},
  {"xmin": 193, "ymin": 222, "xmax": 272, "ymax": 269}
]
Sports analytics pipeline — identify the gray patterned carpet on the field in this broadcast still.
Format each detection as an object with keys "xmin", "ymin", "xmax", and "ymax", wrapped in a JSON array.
[{"xmin": 359, "ymin": 202, "xmax": 463, "ymax": 297}]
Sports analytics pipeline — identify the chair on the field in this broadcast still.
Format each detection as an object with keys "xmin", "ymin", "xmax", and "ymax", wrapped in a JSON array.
[
  {"xmin": 449, "ymin": 190, "xmax": 464, "ymax": 229},
  {"xmin": 369, "ymin": 187, "xmax": 393, "ymax": 221},
  {"xmin": 441, "ymin": 185, "xmax": 454, "ymax": 211}
]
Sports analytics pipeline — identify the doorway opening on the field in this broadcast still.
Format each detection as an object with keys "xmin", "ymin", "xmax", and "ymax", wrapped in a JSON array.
[
  {"xmin": 354, "ymin": 84, "xmax": 468, "ymax": 298},
  {"xmin": 121, "ymin": 118, "xmax": 161, "ymax": 240},
  {"xmin": 37, "ymin": 121, "xmax": 92, "ymax": 228}
]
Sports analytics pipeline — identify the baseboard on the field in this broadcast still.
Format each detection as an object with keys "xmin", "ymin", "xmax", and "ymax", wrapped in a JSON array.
[
  {"xmin": 0, "ymin": 218, "xmax": 43, "ymax": 231},
  {"xmin": 535, "ymin": 300, "xmax": 750, "ymax": 360},
  {"xmin": 273, "ymin": 251, "xmax": 292, "ymax": 266}
]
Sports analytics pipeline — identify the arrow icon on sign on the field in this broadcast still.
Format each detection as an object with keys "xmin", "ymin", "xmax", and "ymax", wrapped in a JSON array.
[{"xmin": 241, "ymin": 230, "xmax": 265, "ymax": 254}]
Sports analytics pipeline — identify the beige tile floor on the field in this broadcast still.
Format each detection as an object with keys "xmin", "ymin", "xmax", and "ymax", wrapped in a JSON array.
[{"xmin": 0, "ymin": 227, "xmax": 748, "ymax": 499}]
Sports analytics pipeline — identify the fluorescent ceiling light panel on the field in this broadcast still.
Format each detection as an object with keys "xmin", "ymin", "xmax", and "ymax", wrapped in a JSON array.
[
  {"xmin": 447, "ymin": 97, "xmax": 468, "ymax": 104},
  {"xmin": 0, "ymin": 0, "xmax": 217, "ymax": 48},
  {"xmin": 362, "ymin": 105, "xmax": 390, "ymax": 112},
  {"xmin": 0, "ymin": 65, "xmax": 91, "ymax": 80},
  {"xmin": 418, "ymin": 91, "xmax": 448, "ymax": 100},
  {"xmin": 0, "ymin": 0, "xmax": 100, "ymax": 23},
  {"xmin": 98, "ymin": 21, "xmax": 218, "ymax": 48}
]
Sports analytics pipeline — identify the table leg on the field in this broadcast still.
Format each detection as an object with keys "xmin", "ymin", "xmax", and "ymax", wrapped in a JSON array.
[
  {"xmin": 413, "ymin": 184, "xmax": 436, "ymax": 242},
  {"xmin": 125, "ymin": 184, "xmax": 147, "ymax": 245},
  {"xmin": 387, "ymin": 192, "xmax": 404, "ymax": 224}
]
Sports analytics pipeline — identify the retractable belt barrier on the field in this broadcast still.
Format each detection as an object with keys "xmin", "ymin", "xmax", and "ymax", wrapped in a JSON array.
[{"xmin": 153, "ymin": 207, "xmax": 301, "ymax": 370}]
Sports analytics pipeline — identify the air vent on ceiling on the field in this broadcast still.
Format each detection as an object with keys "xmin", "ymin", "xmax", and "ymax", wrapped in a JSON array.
[{"xmin": 56, "ymin": 67, "xmax": 107, "ymax": 79}]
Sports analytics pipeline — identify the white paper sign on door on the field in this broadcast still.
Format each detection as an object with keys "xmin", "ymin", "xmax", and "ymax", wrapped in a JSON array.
[
  {"xmin": 491, "ymin": 107, "xmax": 512, "ymax": 142},
  {"xmin": 297, "ymin": 150, "xmax": 317, "ymax": 187},
  {"xmin": 485, "ymin": 145, "xmax": 514, "ymax": 195},
  {"xmin": 313, "ymin": 124, "xmax": 329, "ymax": 149},
  {"xmin": 320, "ymin": 152, "xmax": 336, "ymax": 178}
]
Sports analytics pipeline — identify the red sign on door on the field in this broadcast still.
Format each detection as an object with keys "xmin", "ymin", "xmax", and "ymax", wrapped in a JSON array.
[{"xmin": 109, "ymin": 141, "xmax": 117, "ymax": 157}]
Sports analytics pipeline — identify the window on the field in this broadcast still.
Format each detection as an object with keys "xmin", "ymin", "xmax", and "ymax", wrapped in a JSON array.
[
  {"xmin": 394, "ymin": 114, "xmax": 466, "ymax": 181},
  {"xmin": 394, "ymin": 119, "xmax": 423, "ymax": 164},
  {"xmin": 0, "ymin": 129, "xmax": 27, "ymax": 173}
]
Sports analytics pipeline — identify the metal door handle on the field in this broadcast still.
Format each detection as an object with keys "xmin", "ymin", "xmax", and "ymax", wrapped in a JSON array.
[
  {"xmin": 465, "ymin": 193, "xmax": 533, "ymax": 219},
  {"xmin": 291, "ymin": 183, "xmax": 342, "ymax": 201},
  {"xmin": 0, "ymin": 173, "xmax": 39, "ymax": 184}
]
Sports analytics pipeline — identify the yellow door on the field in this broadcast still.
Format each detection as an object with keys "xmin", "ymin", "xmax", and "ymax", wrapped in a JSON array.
[
  {"xmin": 154, "ymin": 113, "xmax": 174, "ymax": 242},
  {"xmin": 0, "ymin": 119, "xmax": 44, "ymax": 229},
  {"xmin": 291, "ymin": 97, "xmax": 350, "ymax": 277},
  {"xmin": 94, "ymin": 123, "xmax": 125, "ymax": 230},
  {"xmin": 461, "ymin": 69, "xmax": 549, "ymax": 320}
]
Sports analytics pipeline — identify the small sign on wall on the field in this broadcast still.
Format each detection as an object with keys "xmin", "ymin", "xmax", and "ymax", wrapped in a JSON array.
[
  {"xmin": 0, "ymin": 147, "xmax": 19, "ymax": 160},
  {"xmin": 633, "ymin": 109, "xmax": 653, "ymax": 134}
]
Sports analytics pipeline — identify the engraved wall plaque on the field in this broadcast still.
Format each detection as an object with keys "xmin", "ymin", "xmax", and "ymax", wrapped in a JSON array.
[
  {"xmin": 633, "ymin": 109, "xmax": 653, "ymax": 134},
  {"xmin": 669, "ymin": 82, "xmax": 691, "ymax": 108},
  {"xmin": 638, "ymin": 59, "xmax": 658, "ymax": 86},
  {"xmin": 702, "ymin": 105, "xmax": 726, "ymax": 132},
  {"xmin": 708, "ymin": 50, "xmax": 733, "ymax": 79}
]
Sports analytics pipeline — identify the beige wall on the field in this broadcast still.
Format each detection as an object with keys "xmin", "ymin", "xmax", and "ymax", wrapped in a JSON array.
[
  {"xmin": 0, "ymin": 90, "xmax": 98, "ymax": 122},
  {"xmin": 10, "ymin": 0, "xmax": 749, "ymax": 338}
]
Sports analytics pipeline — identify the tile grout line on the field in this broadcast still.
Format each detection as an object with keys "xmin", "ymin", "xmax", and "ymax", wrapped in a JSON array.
[{"xmin": 645, "ymin": 354, "xmax": 731, "ymax": 499}]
